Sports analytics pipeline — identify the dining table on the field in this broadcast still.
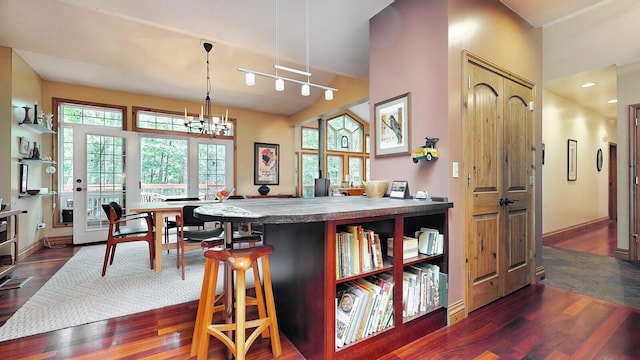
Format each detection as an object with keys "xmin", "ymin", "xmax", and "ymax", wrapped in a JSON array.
[{"xmin": 129, "ymin": 199, "xmax": 219, "ymax": 272}]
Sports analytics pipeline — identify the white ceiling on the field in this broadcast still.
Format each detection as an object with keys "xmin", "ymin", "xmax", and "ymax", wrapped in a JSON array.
[{"xmin": 1, "ymin": 0, "xmax": 638, "ymax": 121}]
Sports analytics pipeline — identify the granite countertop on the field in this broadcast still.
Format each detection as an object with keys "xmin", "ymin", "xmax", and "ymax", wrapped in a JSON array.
[{"xmin": 194, "ymin": 196, "xmax": 453, "ymax": 224}]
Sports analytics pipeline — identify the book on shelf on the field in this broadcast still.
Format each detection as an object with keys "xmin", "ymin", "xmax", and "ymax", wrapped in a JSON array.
[
  {"xmin": 369, "ymin": 273, "xmax": 394, "ymax": 332},
  {"xmin": 364, "ymin": 230, "xmax": 383, "ymax": 269},
  {"xmin": 439, "ymin": 272, "xmax": 448, "ymax": 308},
  {"xmin": 335, "ymin": 283, "xmax": 363, "ymax": 348},
  {"xmin": 337, "ymin": 227, "xmax": 384, "ymax": 279},
  {"xmin": 417, "ymin": 227, "xmax": 443, "ymax": 256},
  {"xmin": 343, "ymin": 281, "xmax": 371, "ymax": 345},
  {"xmin": 402, "ymin": 271, "xmax": 418, "ymax": 317},
  {"xmin": 415, "ymin": 263, "xmax": 441, "ymax": 310},
  {"xmin": 387, "ymin": 236, "xmax": 419, "ymax": 259},
  {"xmin": 405, "ymin": 265, "xmax": 427, "ymax": 313},
  {"xmin": 349, "ymin": 280, "xmax": 376, "ymax": 341},
  {"xmin": 356, "ymin": 277, "xmax": 384, "ymax": 336},
  {"xmin": 403, "ymin": 236, "xmax": 419, "ymax": 259}
]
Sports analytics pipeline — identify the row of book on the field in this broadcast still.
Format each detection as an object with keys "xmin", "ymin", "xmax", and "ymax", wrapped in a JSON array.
[
  {"xmin": 335, "ymin": 273, "xmax": 394, "ymax": 349},
  {"xmin": 336, "ymin": 225, "xmax": 384, "ymax": 278},
  {"xmin": 414, "ymin": 227, "xmax": 444, "ymax": 256},
  {"xmin": 403, "ymin": 263, "xmax": 445, "ymax": 318}
]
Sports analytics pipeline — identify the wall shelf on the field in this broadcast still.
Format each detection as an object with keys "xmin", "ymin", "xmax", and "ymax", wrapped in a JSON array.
[
  {"xmin": 19, "ymin": 122, "xmax": 56, "ymax": 135},
  {"xmin": 18, "ymin": 159, "xmax": 56, "ymax": 165},
  {"xmin": 18, "ymin": 192, "xmax": 57, "ymax": 199}
]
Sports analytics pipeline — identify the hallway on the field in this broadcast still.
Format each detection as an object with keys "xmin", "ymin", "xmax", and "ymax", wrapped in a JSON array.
[{"xmin": 542, "ymin": 221, "xmax": 640, "ymax": 309}]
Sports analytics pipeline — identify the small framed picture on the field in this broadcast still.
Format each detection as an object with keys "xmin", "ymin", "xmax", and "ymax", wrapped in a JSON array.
[
  {"xmin": 254, "ymin": 142, "xmax": 279, "ymax": 185},
  {"xmin": 19, "ymin": 137, "xmax": 30, "ymax": 155},
  {"xmin": 390, "ymin": 180, "xmax": 410, "ymax": 199},
  {"xmin": 375, "ymin": 93, "xmax": 411, "ymax": 157}
]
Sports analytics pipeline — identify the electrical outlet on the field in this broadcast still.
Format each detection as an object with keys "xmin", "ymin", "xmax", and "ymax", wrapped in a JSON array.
[{"xmin": 37, "ymin": 223, "xmax": 46, "ymax": 229}]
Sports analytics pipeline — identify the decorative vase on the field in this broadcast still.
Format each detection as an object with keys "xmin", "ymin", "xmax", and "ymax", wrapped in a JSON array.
[
  {"xmin": 22, "ymin": 106, "xmax": 32, "ymax": 124},
  {"xmin": 258, "ymin": 184, "xmax": 270, "ymax": 196},
  {"xmin": 32, "ymin": 142, "xmax": 40, "ymax": 159}
]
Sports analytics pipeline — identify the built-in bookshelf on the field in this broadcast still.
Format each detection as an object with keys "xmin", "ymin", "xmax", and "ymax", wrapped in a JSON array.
[
  {"xmin": 262, "ymin": 198, "xmax": 452, "ymax": 360},
  {"xmin": 330, "ymin": 209, "xmax": 450, "ymax": 359}
]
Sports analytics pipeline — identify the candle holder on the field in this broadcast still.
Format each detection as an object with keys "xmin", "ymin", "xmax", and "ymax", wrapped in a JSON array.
[
  {"xmin": 21, "ymin": 106, "xmax": 32, "ymax": 124},
  {"xmin": 33, "ymin": 103, "xmax": 39, "ymax": 125}
]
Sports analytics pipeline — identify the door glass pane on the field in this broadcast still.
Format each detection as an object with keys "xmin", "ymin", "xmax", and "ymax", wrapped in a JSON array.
[
  {"xmin": 348, "ymin": 157, "xmax": 363, "ymax": 186},
  {"xmin": 140, "ymin": 137, "xmax": 188, "ymax": 200},
  {"xmin": 301, "ymin": 153, "xmax": 318, "ymax": 198},
  {"xmin": 327, "ymin": 155, "xmax": 343, "ymax": 188},
  {"xmin": 199, "ymin": 143, "xmax": 226, "ymax": 199},
  {"xmin": 86, "ymin": 135, "xmax": 125, "ymax": 230}
]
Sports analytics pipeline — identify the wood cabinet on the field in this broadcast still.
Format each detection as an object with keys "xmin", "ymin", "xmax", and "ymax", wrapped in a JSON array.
[
  {"xmin": 262, "ymin": 200, "xmax": 452, "ymax": 360},
  {"xmin": 0, "ymin": 210, "xmax": 28, "ymax": 279}
]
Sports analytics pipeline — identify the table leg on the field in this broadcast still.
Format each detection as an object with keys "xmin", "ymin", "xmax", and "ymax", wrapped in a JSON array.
[{"xmin": 154, "ymin": 211, "xmax": 163, "ymax": 273}]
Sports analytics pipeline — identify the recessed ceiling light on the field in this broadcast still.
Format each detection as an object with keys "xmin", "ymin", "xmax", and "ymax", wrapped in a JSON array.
[
  {"xmin": 608, "ymin": 99, "xmax": 618, "ymax": 104},
  {"xmin": 581, "ymin": 82, "xmax": 596, "ymax": 88}
]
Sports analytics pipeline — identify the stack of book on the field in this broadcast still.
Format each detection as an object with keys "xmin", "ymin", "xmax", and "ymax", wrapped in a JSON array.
[
  {"xmin": 386, "ymin": 236, "xmax": 419, "ymax": 259},
  {"xmin": 335, "ymin": 273, "xmax": 395, "ymax": 348},
  {"xmin": 336, "ymin": 226, "xmax": 384, "ymax": 278},
  {"xmin": 402, "ymin": 263, "xmax": 442, "ymax": 317},
  {"xmin": 415, "ymin": 227, "xmax": 444, "ymax": 256}
]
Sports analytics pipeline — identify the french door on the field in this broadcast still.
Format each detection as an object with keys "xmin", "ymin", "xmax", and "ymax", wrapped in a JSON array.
[{"xmin": 72, "ymin": 125, "xmax": 139, "ymax": 244}]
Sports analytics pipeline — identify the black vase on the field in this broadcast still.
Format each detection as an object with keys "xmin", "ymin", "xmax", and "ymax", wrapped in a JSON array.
[{"xmin": 258, "ymin": 184, "xmax": 270, "ymax": 196}]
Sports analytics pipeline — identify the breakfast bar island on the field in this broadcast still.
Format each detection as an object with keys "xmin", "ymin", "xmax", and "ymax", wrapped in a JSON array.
[{"xmin": 195, "ymin": 196, "xmax": 453, "ymax": 360}]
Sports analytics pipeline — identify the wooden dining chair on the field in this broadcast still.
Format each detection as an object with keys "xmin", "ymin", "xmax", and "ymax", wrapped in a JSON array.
[
  {"xmin": 101, "ymin": 202, "xmax": 155, "ymax": 276},
  {"xmin": 175, "ymin": 213, "xmax": 224, "ymax": 280}
]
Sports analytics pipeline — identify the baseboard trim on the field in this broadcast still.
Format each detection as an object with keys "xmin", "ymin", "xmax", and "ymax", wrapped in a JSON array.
[
  {"xmin": 615, "ymin": 248, "xmax": 630, "ymax": 260},
  {"xmin": 448, "ymin": 300, "xmax": 465, "ymax": 326},
  {"xmin": 18, "ymin": 235, "xmax": 74, "ymax": 262},
  {"xmin": 535, "ymin": 265, "xmax": 545, "ymax": 282},
  {"xmin": 543, "ymin": 218, "xmax": 610, "ymax": 245}
]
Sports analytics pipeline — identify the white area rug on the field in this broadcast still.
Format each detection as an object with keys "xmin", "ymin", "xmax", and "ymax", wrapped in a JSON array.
[{"xmin": 0, "ymin": 242, "xmax": 235, "ymax": 342}]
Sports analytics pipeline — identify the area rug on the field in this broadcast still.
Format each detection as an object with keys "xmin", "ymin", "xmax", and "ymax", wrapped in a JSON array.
[{"xmin": 0, "ymin": 242, "xmax": 234, "ymax": 342}]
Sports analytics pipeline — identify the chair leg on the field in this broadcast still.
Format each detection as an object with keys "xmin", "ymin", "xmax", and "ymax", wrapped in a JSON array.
[
  {"xmin": 192, "ymin": 257, "xmax": 218, "ymax": 358},
  {"xmin": 101, "ymin": 243, "xmax": 113, "ymax": 277},
  {"xmin": 109, "ymin": 243, "xmax": 117, "ymax": 265},
  {"xmin": 261, "ymin": 255, "xmax": 282, "ymax": 357}
]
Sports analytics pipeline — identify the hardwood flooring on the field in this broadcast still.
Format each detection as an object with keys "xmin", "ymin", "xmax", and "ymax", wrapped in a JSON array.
[{"xmin": 0, "ymin": 224, "xmax": 638, "ymax": 359}]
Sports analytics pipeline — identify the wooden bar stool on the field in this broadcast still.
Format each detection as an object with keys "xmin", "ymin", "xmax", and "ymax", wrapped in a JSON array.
[{"xmin": 191, "ymin": 245, "xmax": 282, "ymax": 360}]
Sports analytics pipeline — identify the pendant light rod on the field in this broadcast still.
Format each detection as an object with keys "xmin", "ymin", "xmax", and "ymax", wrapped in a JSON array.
[
  {"xmin": 237, "ymin": 67, "xmax": 337, "ymax": 91},
  {"xmin": 274, "ymin": 64, "xmax": 311, "ymax": 77}
]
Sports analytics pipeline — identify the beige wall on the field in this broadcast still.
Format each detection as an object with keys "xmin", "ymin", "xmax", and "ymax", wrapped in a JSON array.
[
  {"xmin": 542, "ymin": 89, "xmax": 616, "ymax": 234},
  {"xmin": 370, "ymin": 0, "xmax": 542, "ymax": 308},
  {"xmin": 40, "ymin": 81, "xmax": 296, "ymax": 239},
  {"xmin": 0, "ymin": 47, "xmax": 11, "ymax": 203},
  {"xmin": 8, "ymin": 50, "xmax": 47, "ymax": 252},
  {"xmin": 616, "ymin": 61, "xmax": 640, "ymax": 251}
]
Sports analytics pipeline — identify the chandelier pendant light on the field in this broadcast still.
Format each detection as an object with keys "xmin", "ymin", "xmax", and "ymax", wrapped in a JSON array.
[
  {"xmin": 184, "ymin": 41, "xmax": 230, "ymax": 137},
  {"xmin": 237, "ymin": 0, "xmax": 337, "ymax": 100}
]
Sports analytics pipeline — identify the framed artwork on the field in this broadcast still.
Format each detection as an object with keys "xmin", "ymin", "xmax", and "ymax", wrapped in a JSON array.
[
  {"xmin": 19, "ymin": 137, "xmax": 31, "ymax": 156},
  {"xmin": 568, "ymin": 139, "xmax": 577, "ymax": 181},
  {"xmin": 254, "ymin": 142, "xmax": 279, "ymax": 185},
  {"xmin": 389, "ymin": 180, "xmax": 410, "ymax": 199},
  {"xmin": 20, "ymin": 164, "xmax": 28, "ymax": 194},
  {"xmin": 375, "ymin": 93, "xmax": 410, "ymax": 157},
  {"xmin": 596, "ymin": 148, "xmax": 603, "ymax": 172}
]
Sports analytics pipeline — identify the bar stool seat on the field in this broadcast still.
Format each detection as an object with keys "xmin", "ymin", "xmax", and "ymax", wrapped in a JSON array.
[{"xmin": 191, "ymin": 245, "xmax": 282, "ymax": 360}]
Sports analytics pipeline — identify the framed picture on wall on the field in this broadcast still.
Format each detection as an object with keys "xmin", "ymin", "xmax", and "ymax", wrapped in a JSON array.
[
  {"xmin": 254, "ymin": 142, "xmax": 279, "ymax": 185},
  {"xmin": 375, "ymin": 93, "xmax": 410, "ymax": 157},
  {"xmin": 568, "ymin": 139, "xmax": 577, "ymax": 181},
  {"xmin": 19, "ymin": 137, "xmax": 31, "ymax": 156}
]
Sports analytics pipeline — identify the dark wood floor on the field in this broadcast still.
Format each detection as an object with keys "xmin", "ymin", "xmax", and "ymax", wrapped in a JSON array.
[
  {"xmin": 0, "ymin": 224, "xmax": 638, "ymax": 359},
  {"xmin": 543, "ymin": 220, "xmax": 617, "ymax": 257}
]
